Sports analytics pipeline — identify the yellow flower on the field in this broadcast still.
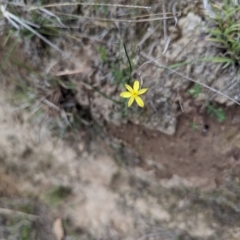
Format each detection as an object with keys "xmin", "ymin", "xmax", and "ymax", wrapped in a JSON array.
[{"xmin": 120, "ymin": 80, "xmax": 148, "ymax": 107}]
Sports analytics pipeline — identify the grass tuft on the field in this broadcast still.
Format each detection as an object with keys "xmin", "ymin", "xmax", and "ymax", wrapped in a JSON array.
[
  {"xmin": 206, "ymin": 103, "xmax": 226, "ymax": 122},
  {"xmin": 207, "ymin": 1, "xmax": 240, "ymax": 68},
  {"xmin": 44, "ymin": 186, "xmax": 72, "ymax": 206}
]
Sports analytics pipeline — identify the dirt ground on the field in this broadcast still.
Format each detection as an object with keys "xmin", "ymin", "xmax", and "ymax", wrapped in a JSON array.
[
  {"xmin": 1, "ymin": 86, "xmax": 240, "ymax": 239},
  {"xmin": 1, "ymin": 1, "xmax": 240, "ymax": 239},
  {"xmin": 108, "ymin": 103, "xmax": 240, "ymax": 189}
]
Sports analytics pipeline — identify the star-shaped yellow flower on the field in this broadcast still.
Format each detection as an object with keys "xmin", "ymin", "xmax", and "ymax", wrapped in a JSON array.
[{"xmin": 120, "ymin": 80, "xmax": 148, "ymax": 107}]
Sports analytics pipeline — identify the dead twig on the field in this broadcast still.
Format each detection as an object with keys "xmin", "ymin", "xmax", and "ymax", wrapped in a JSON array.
[
  {"xmin": 0, "ymin": 207, "xmax": 39, "ymax": 221},
  {"xmin": 54, "ymin": 67, "xmax": 91, "ymax": 76}
]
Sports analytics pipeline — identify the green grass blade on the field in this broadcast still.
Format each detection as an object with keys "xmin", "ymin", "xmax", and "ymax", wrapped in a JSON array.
[
  {"xmin": 3, "ymin": 30, "xmax": 14, "ymax": 46},
  {"xmin": 206, "ymin": 38, "xmax": 226, "ymax": 44},
  {"xmin": 123, "ymin": 43, "xmax": 132, "ymax": 84},
  {"xmin": 198, "ymin": 57, "xmax": 233, "ymax": 64},
  {"xmin": 85, "ymin": 82, "xmax": 122, "ymax": 105},
  {"xmin": 169, "ymin": 60, "xmax": 191, "ymax": 69},
  {"xmin": 0, "ymin": 37, "xmax": 18, "ymax": 70}
]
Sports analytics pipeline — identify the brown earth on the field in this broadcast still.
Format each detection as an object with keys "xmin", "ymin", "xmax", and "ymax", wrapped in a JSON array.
[{"xmin": 108, "ymin": 103, "xmax": 240, "ymax": 188}]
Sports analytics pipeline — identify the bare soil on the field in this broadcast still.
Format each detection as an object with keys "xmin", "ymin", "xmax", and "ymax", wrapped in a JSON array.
[{"xmin": 108, "ymin": 103, "xmax": 240, "ymax": 188}]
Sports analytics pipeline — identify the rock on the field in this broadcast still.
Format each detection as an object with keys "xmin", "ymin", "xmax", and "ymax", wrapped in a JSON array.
[{"xmin": 52, "ymin": 218, "xmax": 64, "ymax": 240}]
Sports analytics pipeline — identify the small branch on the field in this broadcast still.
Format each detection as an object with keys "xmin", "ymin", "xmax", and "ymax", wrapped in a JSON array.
[
  {"xmin": 54, "ymin": 67, "xmax": 91, "ymax": 76},
  {"xmin": 50, "ymin": 11, "xmax": 180, "ymax": 24},
  {"xmin": 27, "ymin": 3, "xmax": 151, "ymax": 11}
]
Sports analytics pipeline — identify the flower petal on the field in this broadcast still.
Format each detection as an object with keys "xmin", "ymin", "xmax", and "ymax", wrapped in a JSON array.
[
  {"xmin": 135, "ymin": 96, "xmax": 144, "ymax": 107},
  {"xmin": 133, "ymin": 80, "xmax": 140, "ymax": 91},
  {"xmin": 125, "ymin": 84, "xmax": 133, "ymax": 92},
  {"xmin": 128, "ymin": 97, "xmax": 134, "ymax": 107},
  {"xmin": 120, "ymin": 91, "xmax": 132, "ymax": 98},
  {"xmin": 138, "ymin": 88, "xmax": 148, "ymax": 95}
]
